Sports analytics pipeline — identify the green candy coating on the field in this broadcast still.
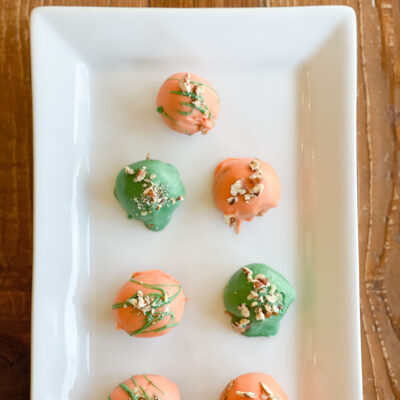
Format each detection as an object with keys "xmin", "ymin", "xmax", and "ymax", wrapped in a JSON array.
[
  {"xmin": 114, "ymin": 159, "xmax": 185, "ymax": 231},
  {"xmin": 224, "ymin": 263, "xmax": 296, "ymax": 337}
]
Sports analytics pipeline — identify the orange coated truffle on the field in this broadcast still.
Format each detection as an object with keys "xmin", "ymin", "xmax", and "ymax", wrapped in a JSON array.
[
  {"xmin": 213, "ymin": 158, "xmax": 281, "ymax": 232},
  {"xmin": 109, "ymin": 374, "xmax": 180, "ymax": 400},
  {"xmin": 220, "ymin": 373, "xmax": 289, "ymax": 400},
  {"xmin": 112, "ymin": 270, "xmax": 185, "ymax": 338},
  {"xmin": 156, "ymin": 72, "xmax": 220, "ymax": 135}
]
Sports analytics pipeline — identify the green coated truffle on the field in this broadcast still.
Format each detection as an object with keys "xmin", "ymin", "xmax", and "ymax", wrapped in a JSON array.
[
  {"xmin": 114, "ymin": 158, "xmax": 185, "ymax": 231},
  {"xmin": 224, "ymin": 263, "xmax": 296, "ymax": 337}
]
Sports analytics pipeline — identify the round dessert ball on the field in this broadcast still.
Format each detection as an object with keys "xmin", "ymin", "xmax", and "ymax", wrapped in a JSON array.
[
  {"xmin": 112, "ymin": 270, "xmax": 185, "ymax": 338},
  {"xmin": 224, "ymin": 263, "xmax": 295, "ymax": 337},
  {"xmin": 156, "ymin": 72, "xmax": 220, "ymax": 135},
  {"xmin": 114, "ymin": 157, "xmax": 185, "ymax": 231},
  {"xmin": 213, "ymin": 158, "xmax": 280, "ymax": 232},
  {"xmin": 220, "ymin": 373, "xmax": 289, "ymax": 400},
  {"xmin": 109, "ymin": 374, "xmax": 180, "ymax": 400}
]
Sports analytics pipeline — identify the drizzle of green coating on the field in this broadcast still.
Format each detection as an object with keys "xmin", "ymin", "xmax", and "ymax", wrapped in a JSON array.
[
  {"xmin": 112, "ymin": 278, "xmax": 182, "ymax": 336},
  {"xmin": 108, "ymin": 396, "xmax": 112, "ymax": 400},
  {"xmin": 119, "ymin": 383, "xmax": 137, "ymax": 399},
  {"xmin": 169, "ymin": 91, "xmax": 212, "ymax": 120},
  {"xmin": 131, "ymin": 377, "xmax": 138, "ymax": 387},
  {"xmin": 143, "ymin": 375, "xmax": 165, "ymax": 395},
  {"xmin": 167, "ymin": 78, "xmax": 220, "ymax": 103},
  {"xmin": 114, "ymin": 159, "xmax": 185, "ymax": 232},
  {"xmin": 224, "ymin": 263, "xmax": 296, "ymax": 337},
  {"xmin": 156, "ymin": 106, "xmax": 176, "ymax": 121}
]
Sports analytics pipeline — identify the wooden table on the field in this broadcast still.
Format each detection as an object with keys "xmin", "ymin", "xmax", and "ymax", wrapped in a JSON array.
[{"xmin": 1, "ymin": 1, "xmax": 399, "ymax": 399}]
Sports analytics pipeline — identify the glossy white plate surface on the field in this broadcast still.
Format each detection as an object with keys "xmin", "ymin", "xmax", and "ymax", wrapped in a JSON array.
[{"xmin": 31, "ymin": 6, "xmax": 361, "ymax": 400}]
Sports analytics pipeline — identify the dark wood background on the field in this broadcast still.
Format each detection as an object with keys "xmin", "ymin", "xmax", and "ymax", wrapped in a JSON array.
[{"xmin": 0, "ymin": 1, "xmax": 399, "ymax": 399}]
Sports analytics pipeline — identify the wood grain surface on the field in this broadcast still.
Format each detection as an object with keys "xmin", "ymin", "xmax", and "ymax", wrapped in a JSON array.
[{"xmin": 0, "ymin": 0, "xmax": 399, "ymax": 399}]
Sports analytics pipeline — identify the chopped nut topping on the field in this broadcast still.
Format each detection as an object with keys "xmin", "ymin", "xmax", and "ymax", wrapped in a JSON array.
[
  {"xmin": 232, "ymin": 318, "xmax": 250, "ymax": 334},
  {"xmin": 251, "ymin": 183, "xmax": 264, "ymax": 196},
  {"xmin": 238, "ymin": 303, "xmax": 250, "ymax": 318},
  {"xmin": 247, "ymin": 290, "xmax": 258, "ymax": 300},
  {"xmin": 179, "ymin": 73, "xmax": 191, "ymax": 92},
  {"xmin": 227, "ymin": 196, "xmax": 238, "ymax": 205},
  {"xmin": 176, "ymin": 195, "xmax": 184, "ymax": 201},
  {"xmin": 192, "ymin": 99, "xmax": 202, "ymax": 108},
  {"xmin": 250, "ymin": 301, "xmax": 258, "ymax": 307},
  {"xmin": 146, "ymin": 153, "xmax": 151, "ymax": 160},
  {"xmin": 236, "ymin": 391, "xmax": 256, "ymax": 398},
  {"xmin": 127, "ymin": 298, "xmax": 138, "ymax": 307},
  {"xmin": 134, "ymin": 167, "xmax": 147, "ymax": 182},
  {"xmin": 260, "ymin": 382, "xmax": 274, "ymax": 396},
  {"xmin": 194, "ymin": 84, "xmax": 205, "ymax": 94},
  {"xmin": 257, "ymin": 211, "xmax": 265, "ymax": 217},
  {"xmin": 150, "ymin": 173, "xmax": 156, "ymax": 180},
  {"xmin": 254, "ymin": 274, "xmax": 270, "ymax": 287},
  {"xmin": 244, "ymin": 193, "xmax": 255, "ymax": 203},
  {"xmin": 170, "ymin": 198, "xmax": 176, "ymax": 204},
  {"xmin": 230, "ymin": 179, "xmax": 246, "ymax": 196},
  {"xmin": 249, "ymin": 159, "xmax": 261, "ymax": 171},
  {"xmin": 249, "ymin": 170, "xmax": 263, "ymax": 183},
  {"xmin": 125, "ymin": 166, "xmax": 134, "ymax": 175},
  {"xmin": 241, "ymin": 267, "xmax": 254, "ymax": 282},
  {"xmin": 266, "ymin": 294, "xmax": 277, "ymax": 303},
  {"xmin": 143, "ymin": 187, "xmax": 156, "ymax": 199},
  {"xmin": 255, "ymin": 307, "xmax": 265, "ymax": 321},
  {"xmin": 224, "ymin": 214, "xmax": 236, "ymax": 227},
  {"xmin": 141, "ymin": 211, "xmax": 148, "ymax": 216},
  {"xmin": 272, "ymin": 305, "xmax": 280, "ymax": 314}
]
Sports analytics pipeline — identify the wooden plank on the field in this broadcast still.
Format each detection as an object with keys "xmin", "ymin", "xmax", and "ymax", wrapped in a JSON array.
[{"xmin": 0, "ymin": 1, "xmax": 398, "ymax": 398}]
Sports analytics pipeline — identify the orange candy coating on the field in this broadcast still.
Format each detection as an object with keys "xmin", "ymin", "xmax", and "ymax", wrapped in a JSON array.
[
  {"xmin": 156, "ymin": 72, "xmax": 220, "ymax": 135},
  {"xmin": 113, "ymin": 270, "xmax": 185, "ymax": 338},
  {"xmin": 109, "ymin": 374, "xmax": 180, "ymax": 400},
  {"xmin": 220, "ymin": 373, "xmax": 289, "ymax": 400},
  {"xmin": 213, "ymin": 158, "xmax": 281, "ymax": 231}
]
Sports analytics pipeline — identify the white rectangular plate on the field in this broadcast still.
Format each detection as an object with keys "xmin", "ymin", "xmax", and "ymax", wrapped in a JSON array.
[{"xmin": 31, "ymin": 6, "xmax": 361, "ymax": 400}]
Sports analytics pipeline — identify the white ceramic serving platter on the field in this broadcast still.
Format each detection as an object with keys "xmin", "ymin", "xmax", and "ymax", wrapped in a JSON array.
[{"xmin": 31, "ymin": 6, "xmax": 361, "ymax": 400}]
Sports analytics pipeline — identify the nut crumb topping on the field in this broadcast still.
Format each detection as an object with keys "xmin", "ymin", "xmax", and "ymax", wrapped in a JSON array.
[
  {"xmin": 179, "ymin": 73, "xmax": 191, "ymax": 93},
  {"xmin": 227, "ymin": 196, "xmax": 238, "ymax": 205},
  {"xmin": 238, "ymin": 303, "xmax": 250, "ymax": 318},
  {"xmin": 134, "ymin": 167, "xmax": 147, "ymax": 182},
  {"xmin": 176, "ymin": 195, "xmax": 184, "ymax": 201},
  {"xmin": 251, "ymin": 183, "xmax": 264, "ymax": 196},
  {"xmin": 230, "ymin": 179, "xmax": 246, "ymax": 197},
  {"xmin": 194, "ymin": 84, "xmax": 205, "ymax": 95},
  {"xmin": 125, "ymin": 166, "xmax": 135, "ymax": 175},
  {"xmin": 232, "ymin": 318, "xmax": 250, "ymax": 334},
  {"xmin": 249, "ymin": 170, "xmax": 263, "ymax": 183},
  {"xmin": 249, "ymin": 159, "xmax": 261, "ymax": 171},
  {"xmin": 224, "ymin": 214, "xmax": 236, "ymax": 227},
  {"xmin": 255, "ymin": 307, "xmax": 265, "ymax": 321},
  {"xmin": 236, "ymin": 391, "xmax": 256, "ymax": 398}
]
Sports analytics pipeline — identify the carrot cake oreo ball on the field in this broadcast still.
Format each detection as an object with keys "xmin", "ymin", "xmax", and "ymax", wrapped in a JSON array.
[
  {"xmin": 224, "ymin": 263, "xmax": 295, "ymax": 337},
  {"xmin": 220, "ymin": 373, "xmax": 289, "ymax": 400},
  {"xmin": 112, "ymin": 270, "xmax": 185, "ymax": 338},
  {"xmin": 156, "ymin": 72, "xmax": 220, "ymax": 135},
  {"xmin": 114, "ymin": 156, "xmax": 185, "ymax": 231},
  {"xmin": 108, "ymin": 374, "xmax": 180, "ymax": 400},
  {"xmin": 213, "ymin": 158, "xmax": 280, "ymax": 232}
]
